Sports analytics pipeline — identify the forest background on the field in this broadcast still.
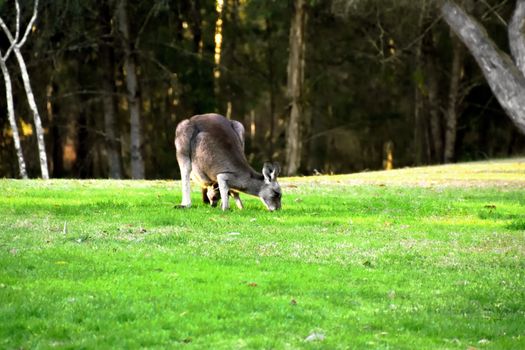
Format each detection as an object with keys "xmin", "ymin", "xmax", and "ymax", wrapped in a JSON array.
[{"xmin": 1, "ymin": 0, "xmax": 524, "ymax": 179}]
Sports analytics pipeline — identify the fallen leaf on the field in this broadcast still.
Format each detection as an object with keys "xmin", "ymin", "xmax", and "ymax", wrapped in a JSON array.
[
  {"xmin": 290, "ymin": 299, "xmax": 297, "ymax": 305},
  {"xmin": 9, "ymin": 248, "xmax": 17, "ymax": 255},
  {"xmin": 247, "ymin": 282, "xmax": 258, "ymax": 287}
]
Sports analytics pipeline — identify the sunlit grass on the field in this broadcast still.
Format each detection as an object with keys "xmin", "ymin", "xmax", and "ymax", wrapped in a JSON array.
[
  {"xmin": 1, "ymin": 159, "xmax": 524, "ymax": 348},
  {"xmin": 288, "ymin": 157, "xmax": 525, "ymax": 186}
]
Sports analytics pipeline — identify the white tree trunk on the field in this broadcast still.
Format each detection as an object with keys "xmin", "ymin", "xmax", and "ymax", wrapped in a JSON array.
[
  {"xmin": 441, "ymin": 0, "xmax": 525, "ymax": 134},
  {"xmin": 13, "ymin": 47, "xmax": 49, "ymax": 179},
  {"xmin": 117, "ymin": 0, "xmax": 145, "ymax": 179},
  {"xmin": 284, "ymin": 0, "xmax": 307, "ymax": 176},
  {"xmin": 0, "ymin": 55, "xmax": 28, "ymax": 179}
]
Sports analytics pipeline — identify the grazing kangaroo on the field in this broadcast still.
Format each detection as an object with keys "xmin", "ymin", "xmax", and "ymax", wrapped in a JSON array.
[{"xmin": 175, "ymin": 113, "xmax": 282, "ymax": 211}]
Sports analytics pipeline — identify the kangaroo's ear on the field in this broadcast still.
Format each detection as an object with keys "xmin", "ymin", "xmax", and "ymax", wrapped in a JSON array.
[
  {"xmin": 263, "ymin": 162, "xmax": 280, "ymax": 182},
  {"xmin": 262, "ymin": 162, "xmax": 273, "ymax": 183},
  {"xmin": 271, "ymin": 162, "xmax": 281, "ymax": 179}
]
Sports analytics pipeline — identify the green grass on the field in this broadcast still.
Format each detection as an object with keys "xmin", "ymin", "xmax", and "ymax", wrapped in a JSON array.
[{"xmin": 1, "ymin": 160, "xmax": 525, "ymax": 349}]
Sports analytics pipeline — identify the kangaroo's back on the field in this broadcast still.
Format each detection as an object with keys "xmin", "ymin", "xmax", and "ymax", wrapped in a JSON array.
[{"xmin": 188, "ymin": 114, "xmax": 250, "ymax": 182}]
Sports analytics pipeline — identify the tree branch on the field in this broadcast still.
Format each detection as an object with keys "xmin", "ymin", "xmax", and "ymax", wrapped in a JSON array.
[
  {"xmin": 509, "ymin": 0, "xmax": 525, "ymax": 76},
  {"xmin": 18, "ymin": 0, "xmax": 39, "ymax": 48},
  {"xmin": 441, "ymin": 0, "xmax": 525, "ymax": 134},
  {"xmin": 14, "ymin": 0, "xmax": 20, "ymax": 42},
  {"xmin": 0, "ymin": 0, "xmax": 38, "ymax": 59}
]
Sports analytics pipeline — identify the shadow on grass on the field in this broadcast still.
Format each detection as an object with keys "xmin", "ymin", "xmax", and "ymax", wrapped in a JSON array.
[
  {"xmin": 478, "ymin": 210, "xmax": 521, "ymax": 221},
  {"xmin": 506, "ymin": 219, "xmax": 525, "ymax": 231}
]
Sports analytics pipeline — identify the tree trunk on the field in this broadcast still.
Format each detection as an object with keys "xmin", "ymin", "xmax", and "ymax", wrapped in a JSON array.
[
  {"xmin": 422, "ymin": 28, "xmax": 443, "ymax": 163},
  {"xmin": 441, "ymin": 0, "xmax": 525, "ymax": 134},
  {"xmin": 46, "ymin": 82, "xmax": 65, "ymax": 178},
  {"xmin": 50, "ymin": 121, "xmax": 64, "ymax": 178},
  {"xmin": 266, "ymin": 16, "xmax": 276, "ymax": 160},
  {"xmin": 75, "ymin": 101, "xmax": 90, "ymax": 179},
  {"xmin": 1, "ymin": 56, "xmax": 28, "ymax": 179},
  {"xmin": 14, "ymin": 47, "xmax": 49, "ymax": 179},
  {"xmin": 413, "ymin": 0, "xmax": 428, "ymax": 165},
  {"xmin": 100, "ymin": 1, "xmax": 123, "ymax": 179},
  {"xmin": 101, "ymin": 45, "xmax": 123, "ymax": 179},
  {"xmin": 117, "ymin": 0, "xmax": 145, "ymax": 179},
  {"xmin": 444, "ymin": 32, "xmax": 464, "ymax": 163},
  {"xmin": 284, "ymin": 0, "xmax": 307, "ymax": 175}
]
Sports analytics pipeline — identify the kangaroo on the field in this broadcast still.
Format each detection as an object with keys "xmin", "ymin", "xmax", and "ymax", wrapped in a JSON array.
[{"xmin": 175, "ymin": 113, "xmax": 282, "ymax": 211}]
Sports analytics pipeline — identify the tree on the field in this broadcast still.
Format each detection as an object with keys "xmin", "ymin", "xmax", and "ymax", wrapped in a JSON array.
[
  {"xmin": 0, "ymin": 2, "xmax": 27, "ymax": 178},
  {"xmin": 0, "ymin": 0, "xmax": 49, "ymax": 179},
  {"xmin": 99, "ymin": 0, "xmax": 123, "ymax": 179},
  {"xmin": 443, "ymin": 28, "xmax": 465, "ymax": 163},
  {"xmin": 116, "ymin": 0, "xmax": 145, "ymax": 179},
  {"xmin": 284, "ymin": 0, "xmax": 308, "ymax": 175},
  {"xmin": 441, "ymin": 0, "xmax": 525, "ymax": 135},
  {"xmin": 422, "ymin": 23, "xmax": 444, "ymax": 163},
  {"xmin": 413, "ymin": 0, "xmax": 429, "ymax": 165}
]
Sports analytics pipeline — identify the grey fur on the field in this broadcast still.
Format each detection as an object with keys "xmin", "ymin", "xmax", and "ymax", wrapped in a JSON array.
[{"xmin": 175, "ymin": 113, "xmax": 282, "ymax": 211}]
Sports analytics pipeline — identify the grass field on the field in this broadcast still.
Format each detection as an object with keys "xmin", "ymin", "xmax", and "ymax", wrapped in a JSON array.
[{"xmin": 1, "ymin": 159, "xmax": 524, "ymax": 349}]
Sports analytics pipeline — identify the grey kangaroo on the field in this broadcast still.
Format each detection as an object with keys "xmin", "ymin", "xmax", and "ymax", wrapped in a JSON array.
[{"xmin": 175, "ymin": 113, "xmax": 282, "ymax": 211}]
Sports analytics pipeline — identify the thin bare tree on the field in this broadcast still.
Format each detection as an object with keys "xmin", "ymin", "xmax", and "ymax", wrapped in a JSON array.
[
  {"xmin": 284, "ymin": 0, "xmax": 308, "ymax": 175},
  {"xmin": 0, "ymin": 0, "xmax": 49, "ymax": 179},
  {"xmin": 0, "ymin": 2, "xmax": 27, "ymax": 178},
  {"xmin": 116, "ymin": 0, "xmax": 145, "ymax": 179},
  {"xmin": 99, "ymin": 0, "xmax": 123, "ymax": 179}
]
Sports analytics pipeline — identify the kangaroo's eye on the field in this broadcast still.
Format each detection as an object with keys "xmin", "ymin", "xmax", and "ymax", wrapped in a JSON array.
[{"xmin": 274, "ymin": 191, "xmax": 281, "ymax": 199}]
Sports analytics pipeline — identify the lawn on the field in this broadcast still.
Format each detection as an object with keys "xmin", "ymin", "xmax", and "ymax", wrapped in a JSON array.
[{"xmin": 1, "ymin": 159, "xmax": 524, "ymax": 349}]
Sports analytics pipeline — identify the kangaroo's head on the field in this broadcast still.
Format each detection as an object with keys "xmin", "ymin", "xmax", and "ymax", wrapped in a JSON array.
[{"xmin": 259, "ymin": 162, "xmax": 282, "ymax": 211}]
